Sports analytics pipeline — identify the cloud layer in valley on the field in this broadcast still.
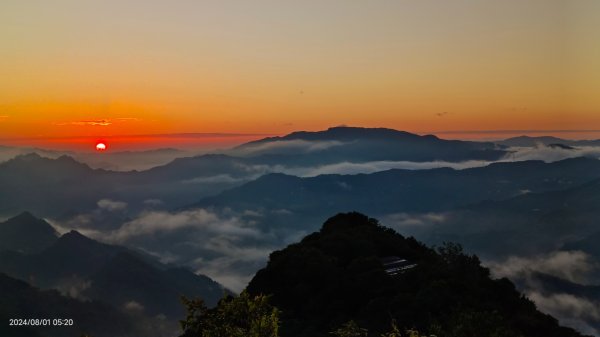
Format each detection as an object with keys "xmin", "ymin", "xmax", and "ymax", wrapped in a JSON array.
[
  {"xmin": 232, "ymin": 140, "xmax": 346, "ymax": 156},
  {"xmin": 274, "ymin": 160, "xmax": 491, "ymax": 177},
  {"xmin": 526, "ymin": 291, "xmax": 600, "ymax": 336},
  {"xmin": 105, "ymin": 209, "xmax": 261, "ymax": 243},
  {"xmin": 52, "ymin": 207, "xmax": 296, "ymax": 291},
  {"xmin": 487, "ymin": 251, "xmax": 600, "ymax": 336},
  {"xmin": 488, "ymin": 250, "xmax": 597, "ymax": 284},
  {"xmin": 505, "ymin": 145, "xmax": 600, "ymax": 163}
]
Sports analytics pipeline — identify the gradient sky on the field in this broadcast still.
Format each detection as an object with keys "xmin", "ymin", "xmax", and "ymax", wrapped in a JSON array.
[{"xmin": 1, "ymin": 0, "xmax": 599, "ymax": 150}]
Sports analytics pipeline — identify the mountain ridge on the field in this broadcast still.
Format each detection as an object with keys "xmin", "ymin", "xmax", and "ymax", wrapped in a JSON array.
[
  {"xmin": 189, "ymin": 157, "xmax": 600, "ymax": 215},
  {"xmin": 0, "ymin": 212, "xmax": 229, "ymax": 321},
  {"xmin": 0, "ymin": 211, "xmax": 58, "ymax": 254},
  {"xmin": 234, "ymin": 126, "xmax": 507, "ymax": 163}
]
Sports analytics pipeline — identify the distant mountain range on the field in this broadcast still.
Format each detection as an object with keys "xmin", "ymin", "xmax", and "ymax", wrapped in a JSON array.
[
  {"xmin": 425, "ymin": 176, "xmax": 600, "ymax": 258},
  {"xmin": 180, "ymin": 158, "xmax": 600, "ymax": 254},
  {"xmin": 0, "ymin": 145, "xmax": 189, "ymax": 171},
  {"xmin": 190, "ymin": 157, "xmax": 600, "ymax": 220},
  {"xmin": 0, "ymin": 127, "xmax": 513, "ymax": 218},
  {"xmin": 174, "ymin": 156, "xmax": 600, "ymax": 252},
  {"xmin": 498, "ymin": 135, "xmax": 600, "ymax": 147},
  {"xmin": 0, "ymin": 153, "xmax": 253, "ymax": 218},
  {"xmin": 235, "ymin": 126, "xmax": 508, "ymax": 164}
]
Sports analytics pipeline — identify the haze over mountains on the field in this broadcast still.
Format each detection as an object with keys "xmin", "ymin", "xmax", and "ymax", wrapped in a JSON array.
[
  {"xmin": 0, "ymin": 145, "xmax": 192, "ymax": 171},
  {"xmin": 498, "ymin": 136, "xmax": 600, "ymax": 148},
  {"xmin": 0, "ymin": 126, "xmax": 506, "ymax": 218},
  {"xmin": 0, "ymin": 212, "xmax": 228, "ymax": 337},
  {"xmin": 2, "ymin": 127, "xmax": 599, "ymax": 218},
  {"xmin": 2, "ymin": 127, "xmax": 600, "ymax": 336}
]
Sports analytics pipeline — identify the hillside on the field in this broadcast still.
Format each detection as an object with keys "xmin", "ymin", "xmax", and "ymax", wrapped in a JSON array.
[
  {"xmin": 0, "ymin": 273, "xmax": 136, "ymax": 337},
  {"xmin": 246, "ymin": 213, "xmax": 587, "ymax": 337}
]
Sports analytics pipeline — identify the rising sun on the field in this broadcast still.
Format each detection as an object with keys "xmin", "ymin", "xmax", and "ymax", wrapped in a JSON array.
[{"xmin": 95, "ymin": 142, "xmax": 107, "ymax": 151}]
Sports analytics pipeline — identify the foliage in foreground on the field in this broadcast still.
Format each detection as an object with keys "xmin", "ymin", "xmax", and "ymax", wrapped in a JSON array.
[{"xmin": 180, "ymin": 291, "xmax": 279, "ymax": 337}]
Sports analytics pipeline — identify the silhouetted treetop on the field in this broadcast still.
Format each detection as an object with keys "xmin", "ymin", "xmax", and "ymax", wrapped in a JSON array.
[{"xmin": 246, "ymin": 212, "xmax": 588, "ymax": 337}]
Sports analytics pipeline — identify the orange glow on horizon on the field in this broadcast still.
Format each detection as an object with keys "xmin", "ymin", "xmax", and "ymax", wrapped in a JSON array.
[
  {"xmin": 0, "ymin": 133, "xmax": 274, "ymax": 152},
  {"xmin": 1, "ymin": 1, "xmax": 599, "ymax": 150},
  {"xmin": 2, "ymin": 127, "xmax": 600, "ymax": 153}
]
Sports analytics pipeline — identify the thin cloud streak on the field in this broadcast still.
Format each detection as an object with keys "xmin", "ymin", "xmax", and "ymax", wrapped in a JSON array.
[{"xmin": 54, "ymin": 120, "xmax": 112, "ymax": 126}]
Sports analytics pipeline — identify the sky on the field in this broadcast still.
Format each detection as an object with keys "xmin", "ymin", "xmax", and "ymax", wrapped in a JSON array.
[{"xmin": 1, "ymin": 0, "xmax": 599, "ymax": 150}]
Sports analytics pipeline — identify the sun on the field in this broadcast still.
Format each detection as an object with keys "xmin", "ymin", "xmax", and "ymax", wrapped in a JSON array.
[{"xmin": 95, "ymin": 142, "xmax": 107, "ymax": 151}]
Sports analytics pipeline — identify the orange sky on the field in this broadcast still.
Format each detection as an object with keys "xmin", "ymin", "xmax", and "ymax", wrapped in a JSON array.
[{"xmin": 1, "ymin": 1, "xmax": 599, "ymax": 151}]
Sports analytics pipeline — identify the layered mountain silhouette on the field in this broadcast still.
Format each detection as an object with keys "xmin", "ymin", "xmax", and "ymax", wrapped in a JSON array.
[
  {"xmin": 3, "ymin": 127, "xmax": 600, "ymax": 336},
  {"xmin": 7, "ymin": 127, "xmax": 600, "ymax": 220},
  {"xmin": 426, "ymin": 176, "xmax": 600, "ymax": 258},
  {"xmin": 0, "ymin": 145, "xmax": 188, "ymax": 171},
  {"xmin": 0, "ymin": 127, "xmax": 512, "ymax": 218},
  {"xmin": 0, "ymin": 154, "xmax": 126, "ymax": 217},
  {"xmin": 247, "ymin": 212, "xmax": 586, "ymax": 337},
  {"xmin": 0, "ymin": 153, "xmax": 251, "ymax": 218},
  {"xmin": 191, "ymin": 157, "xmax": 600, "ymax": 217},
  {"xmin": 0, "ymin": 212, "xmax": 228, "ymax": 324},
  {"xmin": 0, "ymin": 272, "xmax": 138, "ymax": 337}
]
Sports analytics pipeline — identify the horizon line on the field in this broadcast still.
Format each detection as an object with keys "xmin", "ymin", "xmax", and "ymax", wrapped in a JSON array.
[
  {"xmin": 2, "ymin": 128, "xmax": 600, "ymax": 143},
  {"xmin": 0, "ymin": 132, "xmax": 277, "ymax": 142}
]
